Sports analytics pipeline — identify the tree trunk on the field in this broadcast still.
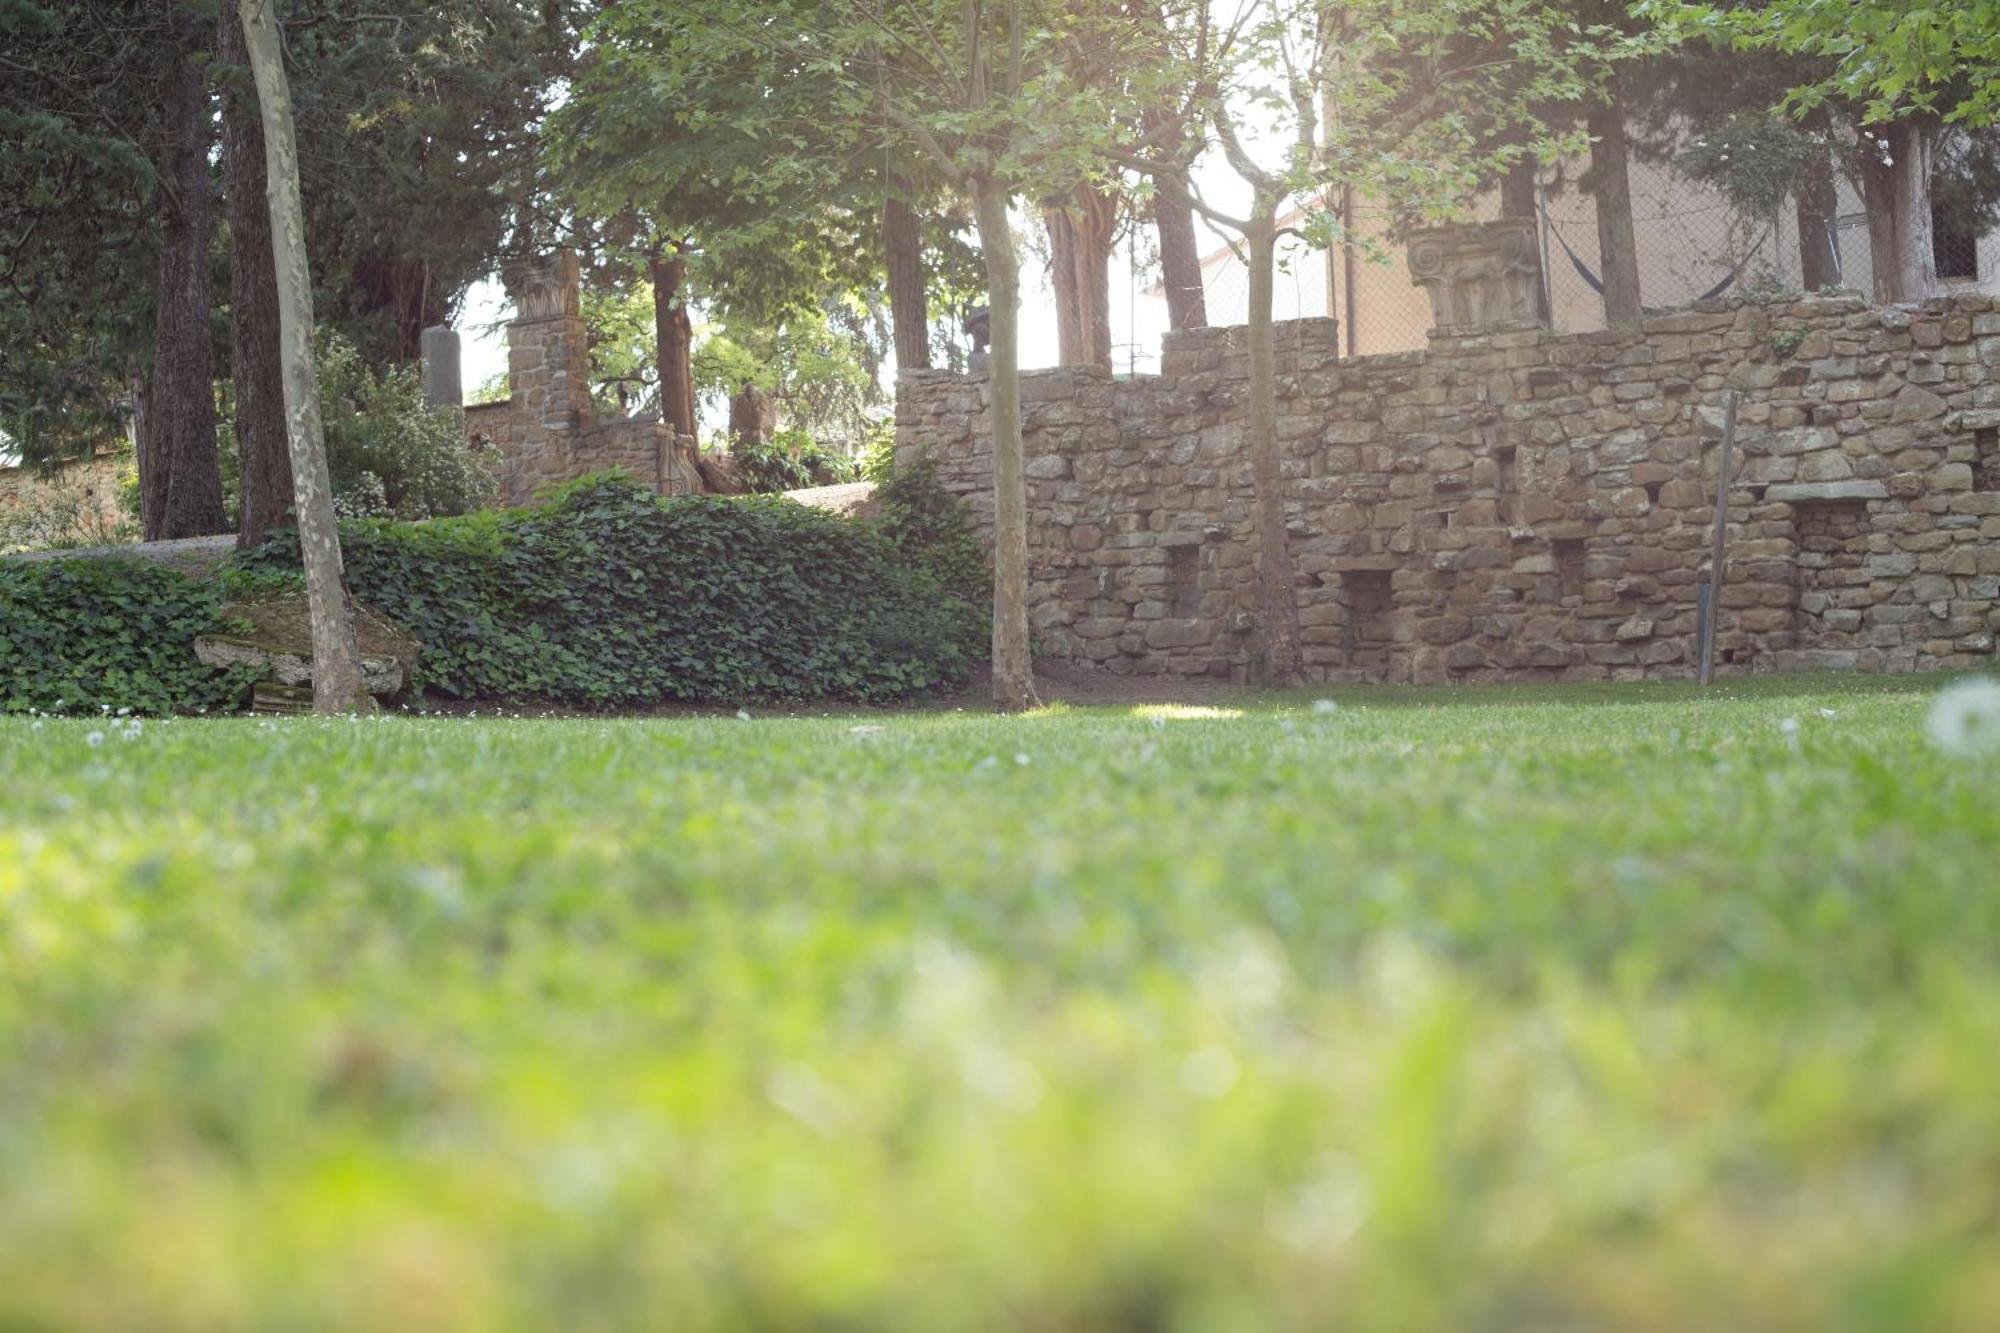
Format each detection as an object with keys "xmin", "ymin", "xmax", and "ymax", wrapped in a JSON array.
[
  {"xmin": 1245, "ymin": 202, "xmax": 1302, "ymax": 687},
  {"xmin": 1587, "ymin": 99, "xmax": 1642, "ymax": 323},
  {"xmin": 882, "ymin": 182, "xmax": 931, "ymax": 370},
  {"xmin": 1889, "ymin": 118, "xmax": 1938, "ymax": 303},
  {"xmin": 143, "ymin": 24, "xmax": 228, "ymax": 542},
  {"xmin": 973, "ymin": 176, "xmax": 1040, "ymax": 712},
  {"xmin": 240, "ymin": 0, "xmax": 371, "ymax": 715},
  {"xmin": 1857, "ymin": 143, "xmax": 1902, "ymax": 302},
  {"xmin": 1152, "ymin": 169, "xmax": 1208, "ymax": 329},
  {"xmin": 1046, "ymin": 189, "xmax": 1117, "ymax": 368},
  {"xmin": 1069, "ymin": 184, "xmax": 1117, "ymax": 370},
  {"xmin": 220, "ymin": 9, "xmax": 292, "ymax": 549},
  {"xmin": 728, "ymin": 382, "xmax": 774, "ymax": 446},
  {"xmin": 1499, "ymin": 155, "xmax": 1551, "ymax": 325},
  {"xmin": 1045, "ymin": 206, "xmax": 1085, "ymax": 366},
  {"xmin": 650, "ymin": 252, "xmax": 697, "ymax": 437},
  {"xmin": 1795, "ymin": 110, "xmax": 1841, "ymax": 291},
  {"xmin": 347, "ymin": 254, "xmax": 441, "ymax": 363}
]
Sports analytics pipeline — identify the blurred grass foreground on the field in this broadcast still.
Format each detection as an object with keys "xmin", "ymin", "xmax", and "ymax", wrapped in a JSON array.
[{"xmin": 3, "ymin": 674, "xmax": 1999, "ymax": 1330}]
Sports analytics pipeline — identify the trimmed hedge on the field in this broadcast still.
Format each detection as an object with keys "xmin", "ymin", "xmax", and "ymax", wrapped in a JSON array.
[
  {"xmin": 239, "ymin": 473, "xmax": 977, "ymax": 705},
  {"xmin": 0, "ymin": 559, "xmax": 264, "ymax": 715}
]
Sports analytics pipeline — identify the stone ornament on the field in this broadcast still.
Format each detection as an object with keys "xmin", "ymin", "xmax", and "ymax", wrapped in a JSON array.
[
  {"xmin": 502, "ymin": 250, "xmax": 582, "ymax": 322},
  {"xmin": 1406, "ymin": 220, "xmax": 1544, "ymax": 331}
]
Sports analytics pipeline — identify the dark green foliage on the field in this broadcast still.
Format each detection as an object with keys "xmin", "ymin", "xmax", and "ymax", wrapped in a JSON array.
[
  {"xmin": 0, "ymin": 559, "xmax": 264, "ymax": 716},
  {"xmin": 217, "ymin": 329, "xmax": 496, "ymax": 521},
  {"xmin": 872, "ymin": 456, "xmax": 988, "ymax": 614},
  {"xmin": 729, "ymin": 429, "xmax": 859, "ymax": 494},
  {"xmin": 240, "ymin": 472, "xmax": 974, "ymax": 704}
]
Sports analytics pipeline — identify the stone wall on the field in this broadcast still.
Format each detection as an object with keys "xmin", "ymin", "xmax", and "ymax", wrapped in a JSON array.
[
  {"xmin": 464, "ymin": 252, "xmax": 705, "ymax": 505},
  {"xmin": 897, "ymin": 294, "xmax": 2000, "ymax": 682}
]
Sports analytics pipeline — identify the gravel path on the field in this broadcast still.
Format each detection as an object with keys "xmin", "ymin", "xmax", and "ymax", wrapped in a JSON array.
[{"xmin": 1, "ymin": 533, "xmax": 236, "ymax": 574}]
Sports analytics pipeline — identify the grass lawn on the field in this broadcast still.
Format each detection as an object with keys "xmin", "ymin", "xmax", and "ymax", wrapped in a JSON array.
[{"xmin": 3, "ymin": 673, "xmax": 1998, "ymax": 1330}]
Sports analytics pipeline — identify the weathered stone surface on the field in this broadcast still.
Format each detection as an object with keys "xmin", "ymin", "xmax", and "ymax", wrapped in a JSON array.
[
  {"xmin": 194, "ymin": 594, "xmax": 419, "ymax": 698},
  {"xmin": 900, "ymin": 292, "xmax": 2000, "ymax": 684},
  {"xmin": 1892, "ymin": 383, "xmax": 1948, "ymax": 422},
  {"xmin": 462, "ymin": 250, "xmax": 707, "ymax": 505},
  {"xmin": 1405, "ymin": 220, "xmax": 1544, "ymax": 331},
  {"xmin": 1767, "ymin": 481, "xmax": 1889, "ymax": 503}
]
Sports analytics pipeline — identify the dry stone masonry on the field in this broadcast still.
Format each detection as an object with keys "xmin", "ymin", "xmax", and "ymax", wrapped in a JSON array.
[
  {"xmin": 462, "ymin": 251, "xmax": 705, "ymax": 505},
  {"xmin": 898, "ymin": 292, "xmax": 2000, "ymax": 682}
]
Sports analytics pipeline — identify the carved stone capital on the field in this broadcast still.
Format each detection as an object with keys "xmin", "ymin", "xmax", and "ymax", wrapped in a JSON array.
[
  {"xmin": 502, "ymin": 250, "xmax": 582, "ymax": 323},
  {"xmin": 1406, "ymin": 220, "xmax": 1545, "ymax": 332}
]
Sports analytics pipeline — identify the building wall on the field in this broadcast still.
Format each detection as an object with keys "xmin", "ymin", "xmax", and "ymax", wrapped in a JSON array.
[
  {"xmin": 1189, "ymin": 150, "xmax": 2000, "ymax": 359},
  {"xmin": 898, "ymin": 293, "xmax": 2000, "ymax": 683}
]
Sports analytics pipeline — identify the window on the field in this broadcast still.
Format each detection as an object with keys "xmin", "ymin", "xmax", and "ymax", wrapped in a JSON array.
[
  {"xmin": 1934, "ymin": 203, "xmax": 1980, "ymax": 281},
  {"xmin": 1167, "ymin": 543, "xmax": 1201, "ymax": 617},
  {"xmin": 1554, "ymin": 539, "xmax": 1587, "ymax": 601}
]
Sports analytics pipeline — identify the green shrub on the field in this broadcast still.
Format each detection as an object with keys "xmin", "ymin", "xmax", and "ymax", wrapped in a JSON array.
[
  {"xmin": 872, "ymin": 456, "xmax": 988, "ymax": 611},
  {"xmin": 218, "ymin": 328, "xmax": 495, "ymax": 522},
  {"xmin": 0, "ymin": 559, "xmax": 264, "ymax": 715},
  {"xmin": 729, "ymin": 428, "xmax": 859, "ymax": 494},
  {"xmin": 0, "ymin": 465, "xmax": 137, "ymax": 555},
  {"xmin": 240, "ymin": 472, "xmax": 975, "ymax": 705}
]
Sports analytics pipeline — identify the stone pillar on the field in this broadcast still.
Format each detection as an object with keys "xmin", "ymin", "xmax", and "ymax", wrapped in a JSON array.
[
  {"xmin": 501, "ymin": 250, "xmax": 592, "ymax": 435},
  {"xmin": 420, "ymin": 325, "xmax": 462, "ymax": 408},
  {"xmin": 1406, "ymin": 220, "xmax": 1546, "ymax": 332}
]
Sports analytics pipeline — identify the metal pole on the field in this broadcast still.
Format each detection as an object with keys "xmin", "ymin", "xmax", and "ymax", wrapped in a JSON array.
[{"xmin": 1699, "ymin": 389, "xmax": 1740, "ymax": 685}]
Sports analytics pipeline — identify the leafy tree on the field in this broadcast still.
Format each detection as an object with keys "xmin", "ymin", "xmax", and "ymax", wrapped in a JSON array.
[
  {"xmin": 550, "ymin": 6, "xmax": 882, "ymax": 439},
  {"xmin": 850, "ymin": 0, "xmax": 1142, "ymax": 710},
  {"xmin": 694, "ymin": 301, "xmax": 888, "ymax": 453},
  {"xmin": 1661, "ymin": 0, "xmax": 2000, "ymax": 299},
  {"xmin": 568, "ymin": 0, "xmax": 1139, "ymax": 709},
  {"xmin": 284, "ymin": 0, "xmax": 578, "ymax": 364},
  {"xmin": 0, "ymin": 1, "xmax": 165, "ymax": 463}
]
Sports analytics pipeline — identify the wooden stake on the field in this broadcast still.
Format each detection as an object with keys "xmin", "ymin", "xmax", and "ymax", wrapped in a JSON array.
[{"xmin": 1698, "ymin": 390, "xmax": 1739, "ymax": 685}]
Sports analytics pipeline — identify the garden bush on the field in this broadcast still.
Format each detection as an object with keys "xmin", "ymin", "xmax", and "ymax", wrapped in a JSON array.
[
  {"xmin": 216, "ymin": 328, "xmax": 495, "ymax": 522},
  {"xmin": 0, "ymin": 464, "xmax": 136, "ymax": 555},
  {"xmin": 728, "ymin": 427, "xmax": 860, "ymax": 493},
  {"xmin": 872, "ymin": 454, "xmax": 988, "ymax": 613},
  {"xmin": 240, "ymin": 472, "xmax": 977, "ymax": 704},
  {"xmin": 0, "ymin": 559, "xmax": 264, "ymax": 715}
]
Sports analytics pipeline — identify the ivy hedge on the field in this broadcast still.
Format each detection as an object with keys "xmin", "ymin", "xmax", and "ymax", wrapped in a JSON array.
[
  {"xmin": 0, "ymin": 559, "xmax": 265, "ymax": 716},
  {"xmin": 238, "ymin": 472, "xmax": 980, "ymax": 705}
]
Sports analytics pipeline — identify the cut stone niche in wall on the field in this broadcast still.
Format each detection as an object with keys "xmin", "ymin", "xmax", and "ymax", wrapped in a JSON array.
[
  {"xmin": 1792, "ymin": 497, "xmax": 1872, "ymax": 647},
  {"xmin": 1337, "ymin": 565, "xmax": 1397, "ymax": 672},
  {"xmin": 1976, "ymin": 425, "xmax": 2000, "ymax": 494}
]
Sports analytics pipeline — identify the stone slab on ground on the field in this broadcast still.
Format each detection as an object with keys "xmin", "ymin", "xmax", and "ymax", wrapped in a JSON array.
[{"xmin": 194, "ymin": 592, "xmax": 421, "ymax": 698}]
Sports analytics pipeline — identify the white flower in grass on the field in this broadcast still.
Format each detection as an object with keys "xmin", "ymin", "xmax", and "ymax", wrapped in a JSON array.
[
  {"xmin": 1928, "ymin": 678, "xmax": 2000, "ymax": 758},
  {"xmin": 1181, "ymin": 1045, "xmax": 1240, "ymax": 1099},
  {"xmin": 85, "ymin": 730, "xmax": 104, "ymax": 748},
  {"xmin": 1311, "ymin": 698, "xmax": 1340, "ymax": 715}
]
